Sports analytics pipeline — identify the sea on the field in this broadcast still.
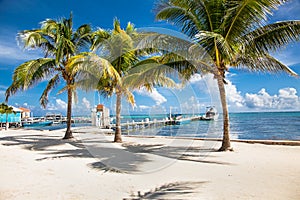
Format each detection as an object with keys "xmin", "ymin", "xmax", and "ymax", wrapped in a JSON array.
[{"xmin": 24, "ymin": 112, "xmax": 300, "ymax": 141}]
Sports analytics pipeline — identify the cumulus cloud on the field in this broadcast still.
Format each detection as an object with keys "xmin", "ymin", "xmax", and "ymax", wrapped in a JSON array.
[
  {"xmin": 139, "ymin": 105, "xmax": 151, "ymax": 110},
  {"xmin": 225, "ymin": 80, "xmax": 245, "ymax": 108},
  {"xmin": 188, "ymin": 72, "xmax": 300, "ymax": 111},
  {"xmin": 82, "ymin": 97, "xmax": 91, "ymax": 109},
  {"xmin": 136, "ymin": 87, "xmax": 167, "ymax": 105},
  {"xmin": 245, "ymin": 88, "xmax": 300, "ymax": 110},
  {"xmin": 56, "ymin": 99, "xmax": 67, "ymax": 110},
  {"xmin": 180, "ymin": 96, "xmax": 204, "ymax": 113},
  {"xmin": 189, "ymin": 73, "xmax": 203, "ymax": 83},
  {"xmin": 0, "ymin": 42, "xmax": 41, "ymax": 62},
  {"xmin": 46, "ymin": 98, "xmax": 67, "ymax": 111}
]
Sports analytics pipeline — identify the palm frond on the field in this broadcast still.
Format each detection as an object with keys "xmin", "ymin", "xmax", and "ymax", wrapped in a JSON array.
[
  {"xmin": 40, "ymin": 74, "xmax": 60, "ymax": 108},
  {"xmin": 195, "ymin": 31, "xmax": 236, "ymax": 63},
  {"xmin": 74, "ymin": 24, "xmax": 92, "ymax": 49},
  {"xmin": 122, "ymin": 88, "xmax": 135, "ymax": 106},
  {"xmin": 223, "ymin": 0, "xmax": 286, "ymax": 42},
  {"xmin": 91, "ymin": 28, "xmax": 111, "ymax": 51},
  {"xmin": 73, "ymin": 53, "xmax": 121, "ymax": 92},
  {"xmin": 243, "ymin": 20, "xmax": 300, "ymax": 54},
  {"xmin": 6, "ymin": 58, "xmax": 56, "ymax": 101},
  {"xmin": 155, "ymin": 0, "xmax": 207, "ymax": 37},
  {"xmin": 236, "ymin": 53, "xmax": 298, "ymax": 76},
  {"xmin": 124, "ymin": 59, "xmax": 177, "ymax": 90}
]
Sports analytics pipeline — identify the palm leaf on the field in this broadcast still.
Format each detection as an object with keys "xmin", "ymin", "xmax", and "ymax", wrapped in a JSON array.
[
  {"xmin": 236, "ymin": 53, "xmax": 298, "ymax": 76},
  {"xmin": 6, "ymin": 58, "xmax": 56, "ymax": 101},
  {"xmin": 40, "ymin": 74, "xmax": 60, "ymax": 107},
  {"xmin": 243, "ymin": 20, "xmax": 300, "ymax": 54}
]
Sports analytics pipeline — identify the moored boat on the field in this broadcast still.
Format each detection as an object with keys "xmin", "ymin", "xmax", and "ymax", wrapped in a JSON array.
[
  {"xmin": 166, "ymin": 114, "xmax": 192, "ymax": 125},
  {"xmin": 22, "ymin": 118, "xmax": 53, "ymax": 127},
  {"xmin": 201, "ymin": 106, "xmax": 218, "ymax": 120}
]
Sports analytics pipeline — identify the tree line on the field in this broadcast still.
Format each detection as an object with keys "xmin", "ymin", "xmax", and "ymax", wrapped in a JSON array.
[{"xmin": 5, "ymin": 0, "xmax": 300, "ymax": 151}]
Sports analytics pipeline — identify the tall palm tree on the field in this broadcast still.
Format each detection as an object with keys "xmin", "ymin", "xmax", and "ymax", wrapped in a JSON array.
[
  {"xmin": 73, "ymin": 19, "xmax": 181, "ymax": 142},
  {"xmin": 155, "ymin": 0, "xmax": 300, "ymax": 151},
  {"xmin": 5, "ymin": 13, "xmax": 91, "ymax": 139},
  {"xmin": 0, "ymin": 103, "xmax": 16, "ymax": 130}
]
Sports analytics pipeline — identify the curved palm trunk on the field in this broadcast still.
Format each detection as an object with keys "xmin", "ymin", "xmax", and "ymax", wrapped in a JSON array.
[
  {"xmin": 216, "ymin": 74, "xmax": 232, "ymax": 151},
  {"xmin": 114, "ymin": 92, "xmax": 122, "ymax": 143},
  {"xmin": 63, "ymin": 86, "xmax": 73, "ymax": 139}
]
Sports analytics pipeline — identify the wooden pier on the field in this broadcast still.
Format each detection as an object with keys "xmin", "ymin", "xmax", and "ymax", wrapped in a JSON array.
[{"xmin": 109, "ymin": 116, "xmax": 204, "ymax": 130}]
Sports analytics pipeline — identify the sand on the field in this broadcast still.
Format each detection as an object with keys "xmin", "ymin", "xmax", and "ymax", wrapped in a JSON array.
[{"xmin": 0, "ymin": 127, "xmax": 300, "ymax": 200}]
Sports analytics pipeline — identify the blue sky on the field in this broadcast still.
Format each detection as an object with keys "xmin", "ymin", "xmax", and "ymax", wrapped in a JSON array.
[{"xmin": 1, "ymin": 0, "xmax": 300, "ymax": 116}]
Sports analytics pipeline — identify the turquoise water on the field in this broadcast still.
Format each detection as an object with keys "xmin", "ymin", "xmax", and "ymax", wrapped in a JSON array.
[
  {"xmin": 22, "ymin": 123, "xmax": 91, "ymax": 131},
  {"xmin": 122, "ymin": 112, "xmax": 300, "ymax": 141},
  {"xmin": 25, "ymin": 112, "xmax": 300, "ymax": 141}
]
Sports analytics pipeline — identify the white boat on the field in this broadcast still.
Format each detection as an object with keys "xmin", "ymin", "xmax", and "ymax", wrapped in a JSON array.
[
  {"xmin": 166, "ymin": 114, "xmax": 191, "ymax": 125},
  {"xmin": 22, "ymin": 117, "xmax": 53, "ymax": 127},
  {"xmin": 201, "ymin": 107, "xmax": 218, "ymax": 120},
  {"xmin": 45, "ymin": 113, "xmax": 63, "ymax": 124}
]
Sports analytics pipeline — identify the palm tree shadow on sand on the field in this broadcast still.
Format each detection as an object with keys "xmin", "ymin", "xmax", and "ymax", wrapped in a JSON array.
[
  {"xmin": 0, "ymin": 129, "xmax": 232, "ymax": 174},
  {"xmin": 123, "ymin": 181, "xmax": 208, "ymax": 200}
]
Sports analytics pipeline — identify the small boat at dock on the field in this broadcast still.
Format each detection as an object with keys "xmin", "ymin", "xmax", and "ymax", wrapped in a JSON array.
[
  {"xmin": 200, "ymin": 106, "xmax": 218, "ymax": 120},
  {"xmin": 22, "ymin": 118, "xmax": 53, "ymax": 127},
  {"xmin": 166, "ymin": 114, "xmax": 192, "ymax": 125}
]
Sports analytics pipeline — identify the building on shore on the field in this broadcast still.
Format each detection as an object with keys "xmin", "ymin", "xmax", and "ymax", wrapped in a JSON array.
[
  {"xmin": 91, "ymin": 104, "xmax": 110, "ymax": 128},
  {"xmin": 19, "ymin": 107, "xmax": 31, "ymax": 119},
  {"xmin": 0, "ymin": 106, "xmax": 22, "ymax": 128}
]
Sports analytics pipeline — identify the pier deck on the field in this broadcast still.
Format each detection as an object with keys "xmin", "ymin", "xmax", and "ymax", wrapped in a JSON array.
[{"xmin": 109, "ymin": 116, "xmax": 203, "ymax": 130}]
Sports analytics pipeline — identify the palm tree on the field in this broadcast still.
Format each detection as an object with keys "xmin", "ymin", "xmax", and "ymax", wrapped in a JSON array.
[
  {"xmin": 5, "ymin": 13, "xmax": 91, "ymax": 139},
  {"xmin": 73, "ymin": 19, "xmax": 182, "ymax": 142},
  {"xmin": 0, "ymin": 103, "xmax": 16, "ymax": 130},
  {"xmin": 155, "ymin": 0, "xmax": 300, "ymax": 151}
]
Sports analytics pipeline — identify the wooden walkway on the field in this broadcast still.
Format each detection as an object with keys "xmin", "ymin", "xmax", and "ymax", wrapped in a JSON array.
[{"xmin": 109, "ymin": 116, "xmax": 203, "ymax": 130}]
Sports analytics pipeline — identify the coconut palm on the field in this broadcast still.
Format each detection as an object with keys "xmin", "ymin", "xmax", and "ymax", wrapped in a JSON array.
[
  {"xmin": 72, "ymin": 19, "xmax": 187, "ymax": 142},
  {"xmin": 0, "ymin": 103, "xmax": 16, "ymax": 130},
  {"xmin": 5, "ymin": 13, "xmax": 91, "ymax": 139},
  {"xmin": 155, "ymin": 0, "xmax": 300, "ymax": 151}
]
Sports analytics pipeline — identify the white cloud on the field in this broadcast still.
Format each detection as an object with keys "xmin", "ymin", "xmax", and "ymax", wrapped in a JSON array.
[
  {"xmin": 82, "ymin": 97, "xmax": 91, "ymax": 109},
  {"xmin": 46, "ymin": 98, "xmax": 67, "ymax": 111},
  {"xmin": 245, "ymin": 88, "xmax": 300, "ymax": 110},
  {"xmin": 225, "ymin": 80, "xmax": 245, "ymax": 108},
  {"xmin": 56, "ymin": 99, "xmax": 67, "ymax": 110},
  {"xmin": 136, "ymin": 87, "xmax": 167, "ymax": 105},
  {"xmin": 139, "ymin": 105, "xmax": 151, "ymax": 110},
  {"xmin": 0, "ymin": 40, "xmax": 42, "ymax": 62},
  {"xmin": 189, "ymin": 73, "xmax": 203, "ymax": 83},
  {"xmin": 180, "ymin": 96, "xmax": 204, "ymax": 113}
]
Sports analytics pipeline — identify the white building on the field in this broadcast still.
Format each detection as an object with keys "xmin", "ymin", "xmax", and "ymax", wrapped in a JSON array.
[{"xmin": 91, "ymin": 104, "xmax": 110, "ymax": 128}]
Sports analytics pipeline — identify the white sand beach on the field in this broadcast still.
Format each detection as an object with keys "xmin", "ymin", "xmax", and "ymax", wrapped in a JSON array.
[{"xmin": 0, "ymin": 128, "xmax": 300, "ymax": 200}]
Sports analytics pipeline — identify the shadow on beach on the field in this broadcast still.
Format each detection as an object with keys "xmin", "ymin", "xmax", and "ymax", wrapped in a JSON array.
[
  {"xmin": 0, "ymin": 128, "xmax": 232, "ymax": 174},
  {"xmin": 123, "ymin": 181, "xmax": 207, "ymax": 200}
]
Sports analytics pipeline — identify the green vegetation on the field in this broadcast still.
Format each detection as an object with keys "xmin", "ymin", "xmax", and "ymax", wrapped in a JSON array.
[
  {"xmin": 5, "ymin": 1, "xmax": 300, "ymax": 150},
  {"xmin": 5, "ymin": 13, "xmax": 92, "ymax": 139},
  {"xmin": 155, "ymin": 0, "xmax": 300, "ymax": 151},
  {"xmin": 73, "ymin": 19, "xmax": 181, "ymax": 142},
  {"xmin": 0, "ymin": 103, "xmax": 16, "ymax": 130}
]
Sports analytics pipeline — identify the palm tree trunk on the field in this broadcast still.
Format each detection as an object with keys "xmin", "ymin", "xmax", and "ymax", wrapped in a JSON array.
[
  {"xmin": 216, "ymin": 73, "xmax": 232, "ymax": 151},
  {"xmin": 5, "ymin": 114, "xmax": 8, "ymax": 130},
  {"xmin": 63, "ymin": 86, "xmax": 73, "ymax": 139},
  {"xmin": 114, "ymin": 92, "xmax": 122, "ymax": 143}
]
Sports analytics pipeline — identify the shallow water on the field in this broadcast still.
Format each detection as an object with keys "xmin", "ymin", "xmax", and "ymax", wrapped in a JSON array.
[
  {"xmin": 123, "ymin": 112, "xmax": 300, "ymax": 140},
  {"xmin": 24, "ymin": 112, "xmax": 300, "ymax": 141}
]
